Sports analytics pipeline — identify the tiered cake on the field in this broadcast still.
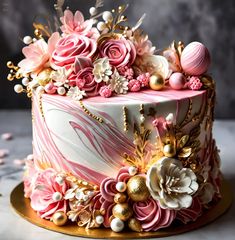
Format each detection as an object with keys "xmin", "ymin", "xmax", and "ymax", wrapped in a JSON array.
[{"xmin": 7, "ymin": 1, "xmax": 221, "ymax": 234}]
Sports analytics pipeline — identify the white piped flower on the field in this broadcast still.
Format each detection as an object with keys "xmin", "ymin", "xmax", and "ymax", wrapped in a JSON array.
[
  {"xmin": 109, "ymin": 69, "xmax": 128, "ymax": 94},
  {"xmin": 93, "ymin": 57, "xmax": 112, "ymax": 83},
  {"xmin": 67, "ymin": 86, "xmax": 86, "ymax": 101},
  {"xmin": 146, "ymin": 157, "xmax": 198, "ymax": 210}
]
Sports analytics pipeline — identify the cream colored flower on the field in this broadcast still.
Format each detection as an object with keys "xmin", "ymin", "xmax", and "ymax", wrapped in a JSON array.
[
  {"xmin": 146, "ymin": 157, "xmax": 198, "ymax": 210},
  {"xmin": 109, "ymin": 69, "xmax": 128, "ymax": 94},
  {"xmin": 67, "ymin": 86, "xmax": 86, "ymax": 101},
  {"xmin": 93, "ymin": 57, "xmax": 112, "ymax": 83}
]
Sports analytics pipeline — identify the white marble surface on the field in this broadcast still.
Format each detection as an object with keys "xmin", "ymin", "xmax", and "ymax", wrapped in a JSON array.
[{"xmin": 0, "ymin": 110, "xmax": 234, "ymax": 240}]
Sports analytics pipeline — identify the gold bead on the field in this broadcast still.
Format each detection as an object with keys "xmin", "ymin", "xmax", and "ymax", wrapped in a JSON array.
[
  {"xmin": 127, "ymin": 176, "xmax": 150, "ymax": 202},
  {"xmin": 149, "ymin": 73, "xmax": 165, "ymax": 91},
  {"xmin": 7, "ymin": 74, "xmax": 15, "ymax": 81},
  {"xmin": 112, "ymin": 203, "xmax": 133, "ymax": 221},
  {"xmin": 37, "ymin": 68, "xmax": 52, "ymax": 86},
  {"xmin": 7, "ymin": 61, "xmax": 14, "ymax": 68},
  {"xmin": 15, "ymin": 71, "xmax": 22, "ymax": 79},
  {"xmin": 114, "ymin": 193, "xmax": 127, "ymax": 204},
  {"xmin": 52, "ymin": 211, "xmax": 68, "ymax": 226},
  {"xmin": 128, "ymin": 218, "xmax": 143, "ymax": 232},
  {"xmin": 163, "ymin": 144, "xmax": 176, "ymax": 157}
]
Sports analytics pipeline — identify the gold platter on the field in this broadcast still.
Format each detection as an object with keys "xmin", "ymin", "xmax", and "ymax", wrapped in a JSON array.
[{"xmin": 10, "ymin": 179, "xmax": 232, "ymax": 239}]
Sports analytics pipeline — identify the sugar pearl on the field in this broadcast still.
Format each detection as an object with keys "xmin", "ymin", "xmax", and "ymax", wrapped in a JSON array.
[
  {"xmin": 14, "ymin": 84, "xmax": 23, "ymax": 93},
  {"xmin": 55, "ymin": 176, "xmax": 64, "ymax": 185},
  {"xmin": 26, "ymin": 154, "xmax": 34, "ymax": 161},
  {"xmin": 23, "ymin": 36, "xmax": 33, "ymax": 45},
  {"xmin": 22, "ymin": 77, "xmax": 29, "ymax": 86},
  {"xmin": 45, "ymin": 83, "xmax": 56, "ymax": 94},
  {"xmin": 166, "ymin": 113, "xmax": 174, "ymax": 124},
  {"xmin": 140, "ymin": 115, "xmax": 145, "ymax": 123},
  {"xmin": 110, "ymin": 218, "xmax": 124, "ymax": 232},
  {"xmin": 89, "ymin": 7, "xmax": 97, "ymax": 16},
  {"xmin": 128, "ymin": 166, "xmax": 138, "ymax": 176},
  {"xmin": 169, "ymin": 72, "xmax": 186, "ymax": 90},
  {"xmin": 95, "ymin": 215, "xmax": 104, "ymax": 224},
  {"xmin": 102, "ymin": 11, "xmax": 113, "ymax": 22},
  {"xmin": 36, "ymin": 86, "xmax": 45, "ymax": 94},
  {"xmin": 97, "ymin": 21, "xmax": 106, "ymax": 31},
  {"xmin": 116, "ymin": 182, "xmax": 127, "ymax": 193},
  {"xmin": 57, "ymin": 86, "xmax": 66, "ymax": 95},
  {"xmin": 52, "ymin": 192, "xmax": 62, "ymax": 201}
]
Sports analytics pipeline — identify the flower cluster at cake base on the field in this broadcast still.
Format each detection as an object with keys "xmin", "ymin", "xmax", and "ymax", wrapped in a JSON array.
[{"xmin": 7, "ymin": 1, "xmax": 214, "ymax": 102}]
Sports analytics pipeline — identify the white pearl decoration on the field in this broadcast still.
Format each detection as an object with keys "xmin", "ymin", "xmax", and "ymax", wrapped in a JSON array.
[
  {"xmin": 23, "ymin": 36, "xmax": 33, "ymax": 45},
  {"xmin": 128, "ymin": 166, "xmax": 138, "ymax": 176},
  {"xmin": 57, "ymin": 86, "xmax": 66, "ymax": 95},
  {"xmin": 95, "ymin": 215, "xmax": 104, "ymax": 225},
  {"xmin": 55, "ymin": 176, "xmax": 64, "ymax": 185},
  {"xmin": 36, "ymin": 86, "xmax": 45, "ymax": 94},
  {"xmin": 102, "ymin": 11, "xmax": 113, "ymax": 22},
  {"xmin": 22, "ymin": 77, "xmax": 29, "ymax": 86},
  {"xmin": 89, "ymin": 7, "xmax": 97, "ymax": 16},
  {"xmin": 140, "ymin": 115, "xmax": 145, "ymax": 123},
  {"xmin": 26, "ymin": 154, "xmax": 33, "ymax": 161},
  {"xmin": 116, "ymin": 182, "xmax": 127, "ymax": 193},
  {"xmin": 166, "ymin": 113, "xmax": 174, "ymax": 124},
  {"xmin": 97, "ymin": 21, "xmax": 106, "ymax": 31},
  {"xmin": 110, "ymin": 218, "xmax": 124, "ymax": 232},
  {"xmin": 14, "ymin": 84, "xmax": 23, "ymax": 93},
  {"xmin": 52, "ymin": 192, "xmax": 62, "ymax": 202}
]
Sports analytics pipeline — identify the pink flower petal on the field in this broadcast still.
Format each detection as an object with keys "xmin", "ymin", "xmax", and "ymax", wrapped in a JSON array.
[{"xmin": 1, "ymin": 133, "xmax": 13, "ymax": 140}]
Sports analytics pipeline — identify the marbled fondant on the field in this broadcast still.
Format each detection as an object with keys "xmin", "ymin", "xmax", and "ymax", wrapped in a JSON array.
[{"xmin": 32, "ymin": 88, "xmax": 208, "ymax": 185}]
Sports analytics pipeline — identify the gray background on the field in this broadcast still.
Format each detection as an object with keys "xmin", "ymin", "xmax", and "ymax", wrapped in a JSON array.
[{"xmin": 0, "ymin": 0, "xmax": 234, "ymax": 118}]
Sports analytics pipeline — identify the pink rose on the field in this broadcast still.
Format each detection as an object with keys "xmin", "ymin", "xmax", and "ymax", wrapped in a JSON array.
[
  {"xmin": 60, "ymin": 10, "xmax": 99, "ymax": 39},
  {"xmin": 18, "ymin": 32, "xmax": 60, "ymax": 74},
  {"xmin": 51, "ymin": 34, "xmax": 97, "ymax": 69},
  {"xmin": 133, "ymin": 198, "xmax": 176, "ymax": 231},
  {"xmin": 68, "ymin": 57, "xmax": 100, "ymax": 97},
  {"xmin": 99, "ymin": 37, "xmax": 136, "ymax": 68},
  {"xmin": 30, "ymin": 168, "xmax": 69, "ymax": 219}
]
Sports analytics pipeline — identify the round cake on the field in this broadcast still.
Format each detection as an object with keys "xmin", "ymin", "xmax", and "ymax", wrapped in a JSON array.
[{"xmin": 7, "ymin": 1, "xmax": 222, "ymax": 235}]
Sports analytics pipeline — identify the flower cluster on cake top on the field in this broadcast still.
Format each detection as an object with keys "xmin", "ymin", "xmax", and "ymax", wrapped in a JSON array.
[{"xmin": 7, "ymin": 1, "xmax": 211, "ymax": 101}]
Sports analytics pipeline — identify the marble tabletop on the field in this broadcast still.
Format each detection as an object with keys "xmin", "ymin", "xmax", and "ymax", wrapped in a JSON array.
[{"xmin": 0, "ymin": 110, "xmax": 234, "ymax": 240}]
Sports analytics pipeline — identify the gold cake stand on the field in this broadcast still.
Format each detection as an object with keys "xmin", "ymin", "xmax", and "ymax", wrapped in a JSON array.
[{"xmin": 10, "ymin": 179, "xmax": 232, "ymax": 239}]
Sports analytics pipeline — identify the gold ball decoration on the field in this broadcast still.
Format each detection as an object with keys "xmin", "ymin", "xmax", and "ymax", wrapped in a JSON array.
[
  {"xmin": 128, "ymin": 218, "xmax": 143, "ymax": 232},
  {"xmin": 163, "ymin": 144, "xmax": 176, "ymax": 157},
  {"xmin": 52, "ymin": 211, "xmax": 68, "ymax": 226},
  {"xmin": 126, "ymin": 176, "xmax": 150, "ymax": 202},
  {"xmin": 37, "ymin": 68, "xmax": 52, "ymax": 86},
  {"xmin": 112, "ymin": 203, "xmax": 133, "ymax": 221},
  {"xmin": 114, "ymin": 193, "xmax": 127, "ymax": 204},
  {"xmin": 149, "ymin": 73, "xmax": 165, "ymax": 91}
]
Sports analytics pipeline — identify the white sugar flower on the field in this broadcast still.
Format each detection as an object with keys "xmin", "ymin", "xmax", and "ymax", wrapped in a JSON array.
[
  {"xmin": 67, "ymin": 86, "xmax": 86, "ymax": 101},
  {"xmin": 93, "ymin": 57, "xmax": 112, "ymax": 83},
  {"xmin": 146, "ymin": 157, "xmax": 198, "ymax": 210},
  {"xmin": 50, "ymin": 67, "xmax": 71, "ymax": 83},
  {"xmin": 109, "ymin": 69, "xmax": 129, "ymax": 94}
]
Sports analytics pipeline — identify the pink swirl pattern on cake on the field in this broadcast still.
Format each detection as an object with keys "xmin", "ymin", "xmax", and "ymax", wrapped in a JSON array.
[
  {"xmin": 180, "ymin": 42, "xmax": 210, "ymax": 76},
  {"xmin": 133, "ymin": 198, "xmax": 176, "ymax": 231}
]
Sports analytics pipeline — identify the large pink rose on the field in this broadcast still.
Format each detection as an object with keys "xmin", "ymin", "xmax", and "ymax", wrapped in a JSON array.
[
  {"xmin": 51, "ymin": 34, "xmax": 97, "ymax": 69},
  {"xmin": 68, "ymin": 57, "xmax": 100, "ymax": 97},
  {"xmin": 99, "ymin": 37, "xmax": 136, "ymax": 68},
  {"xmin": 30, "ymin": 168, "xmax": 69, "ymax": 219},
  {"xmin": 133, "ymin": 198, "xmax": 176, "ymax": 231}
]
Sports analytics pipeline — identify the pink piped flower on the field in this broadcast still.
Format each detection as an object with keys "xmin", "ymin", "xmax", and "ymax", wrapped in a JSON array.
[
  {"xmin": 187, "ymin": 76, "xmax": 203, "ymax": 90},
  {"xmin": 60, "ymin": 10, "xmax": 99, "ymax": 39},
  {"xmin": 99, "ymin": 86, "xmax": 112, "ymax": 98},
  {"xmin": 128, "ymin": 79, "xmax": 141, "ymax": 92},
  {"xmin": 118, "ymin": 66, "xmax": 134, "ymax": 80},
  {"xmin": 18, "ymin": 32, "xmax": 60, "ymax": 74},
  {"xmin": 137, "ymin": 72, "xmax": 150, "ymax": 87},
  {"xmin": 30, "ymin": 168, "xmax": 69, "ymax": 219}
]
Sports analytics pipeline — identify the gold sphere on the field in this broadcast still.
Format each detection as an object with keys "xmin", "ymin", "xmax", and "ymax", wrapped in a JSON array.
[
  {"xmin": 7, "ymin": 61, "xmax": 14, "ymax": 68},
  {"xmin": 114, "ymin": 192, "xmax": 127, "ymax": 204},
  {"xmin": 112, "ymin": 203, "xmax": 133, "ymax": 221},
  {"xmin": 163, "ymin": 144, "xmax": 176, "ymax": 157},
  {"xmin": 127, "ymin": 176, "xmax": 150, "ymax": 202},
  {"xmin": 52, "ymin": 211, "xmax": 68, "ymax": 226},
  {"xmin": 37, "ymin": 68, "xmax": 52, "ymax": 86},
  {"xmin": 149, "ymin": 73, "xmax": 165, "ymax": 91},
  {"xmin": 128, "ymin": 218, "xmax": 143, "ymax": 232}
]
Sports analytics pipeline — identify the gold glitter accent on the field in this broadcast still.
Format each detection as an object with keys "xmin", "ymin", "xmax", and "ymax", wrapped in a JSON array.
[
  {"xmin": 79, "ymin": 100, "xmax": 104, "ymax": 123},
  {"xmin": 123, "ymin": 106, "xmax": 128, "ymax": 132},
  {"xmin": 38, "ymin": 93, "xmax": 44, "ymax": 118}
]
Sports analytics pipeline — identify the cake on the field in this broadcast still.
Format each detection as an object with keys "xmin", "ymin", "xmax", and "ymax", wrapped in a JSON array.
[{"xmin": 7, "ymin": 1, "xmax": 221, "ymax": 234}]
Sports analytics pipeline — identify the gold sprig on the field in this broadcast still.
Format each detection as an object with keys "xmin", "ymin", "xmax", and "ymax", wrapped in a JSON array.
[
  {"xmin": 38, "ymin": 93, "xmax": 44, "ymax": 118},
  {"xmin": 123, "ymin": 106, "xmax": 129, "ymax": 132},
  {"xmin": 79, "ymin": 100, "xmax": 104, "ymax": 123},
  {"xmin": 6, "ymin": 61, "xmax": 22, "ymax": 81}
]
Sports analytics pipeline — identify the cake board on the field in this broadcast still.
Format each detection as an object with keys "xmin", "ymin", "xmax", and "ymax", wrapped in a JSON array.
[{"xmin": 10, "ymin": 178, "xmax": 233, "ymax": 239}]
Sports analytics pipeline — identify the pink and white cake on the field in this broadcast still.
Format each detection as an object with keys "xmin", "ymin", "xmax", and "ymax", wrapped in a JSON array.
[{"xmin": 7, "ymin": 1, "xmax": 221, "ymax": 234}]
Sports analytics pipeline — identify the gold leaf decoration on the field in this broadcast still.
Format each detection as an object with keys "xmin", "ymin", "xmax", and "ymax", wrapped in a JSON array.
[
  {"xmin": 177, "ymin": 135, "xmax": 189, "ymax": 150},
  {"xmin": 178, "ymin": 147, "xmax": 192, "ymax": 158}
]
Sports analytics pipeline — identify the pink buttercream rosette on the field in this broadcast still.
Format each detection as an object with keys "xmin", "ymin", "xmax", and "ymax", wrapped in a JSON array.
[{"xmin": 30, "ymin": 168, "xmax": 69, "ymax": 219}]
